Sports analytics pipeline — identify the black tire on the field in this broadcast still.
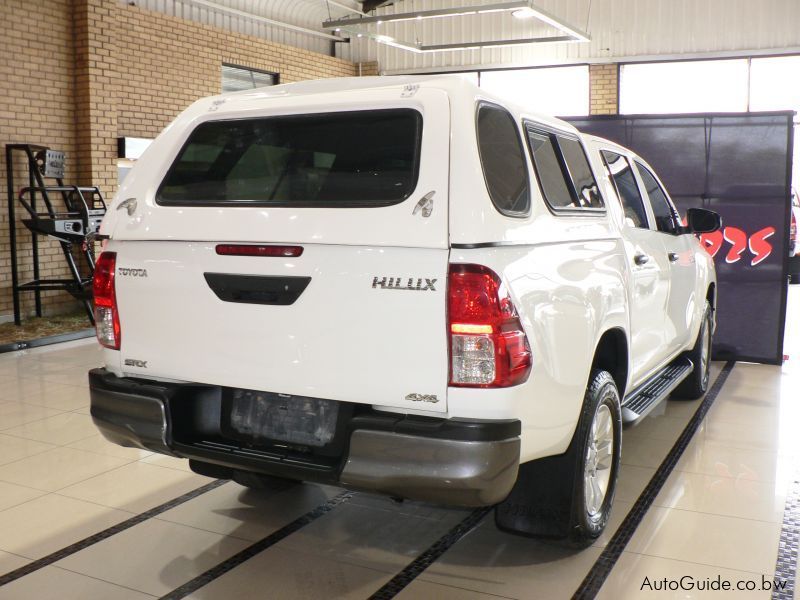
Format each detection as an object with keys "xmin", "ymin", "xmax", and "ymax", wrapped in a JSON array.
[
  {"xmin": 566, "ymin": 370, "xmax": 623, "ymax": 545},
  {"xmin": 672, "ymin": 301, "xmax": 713, "ymax": 400},
  {"xmin": 495, "ymin": 369, "xmax": 622, "ymax": 546}
]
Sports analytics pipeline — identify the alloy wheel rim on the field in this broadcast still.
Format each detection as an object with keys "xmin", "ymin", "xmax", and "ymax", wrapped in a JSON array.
[{"xmin": 584, "ymin": 402, "xmax": 614, "ymax": 517}]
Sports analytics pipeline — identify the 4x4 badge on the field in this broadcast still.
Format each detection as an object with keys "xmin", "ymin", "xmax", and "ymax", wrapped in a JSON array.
[
  {"xmin": 372, "ymin": 277, "xmax": 437, "ymax": 291},
  {"xmin": 406, "ymin": 393, "xmax": 438, "ymax": 403}
]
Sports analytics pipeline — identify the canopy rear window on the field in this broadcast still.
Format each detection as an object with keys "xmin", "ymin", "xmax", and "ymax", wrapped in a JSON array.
[{"xmin": 157, "ymin": 109, "xmax": 422, "ymax": 207}]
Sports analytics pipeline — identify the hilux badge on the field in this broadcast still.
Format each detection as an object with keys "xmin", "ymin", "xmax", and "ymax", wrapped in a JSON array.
[{"xmin": 372, "ymin": 277, "xmax": 437, "ymax": 291}]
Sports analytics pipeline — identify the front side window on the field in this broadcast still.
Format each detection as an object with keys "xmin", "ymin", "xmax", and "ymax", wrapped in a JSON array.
[
  {"xmin": 635, "ymin": 162, "xmax": 680, "ymax": 234},
  {"xmin": 601, "ymin": 150, "xmax": 649, "ymax": 228},
  {"xmin": 527, "ymin": 126, "xmax": 604, "ymax": 212},
  {"xmin": 157, "ymin": 109, "xmax": 422, "ymax": 207},
  {"xmin": 476, "ymin": 104, "xmax": 530, "ymax": 217}
]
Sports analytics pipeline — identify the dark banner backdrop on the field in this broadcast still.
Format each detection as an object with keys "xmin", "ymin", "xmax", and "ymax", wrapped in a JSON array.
[{"xmin": 567, "ymin": 112, "xmax": 794, "ymax": 365}]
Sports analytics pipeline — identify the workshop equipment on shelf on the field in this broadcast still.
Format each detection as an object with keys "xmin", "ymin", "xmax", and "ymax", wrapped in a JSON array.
[{"xmin": 5, "ymin": 144, "xmax": 107, "ymax": 326}]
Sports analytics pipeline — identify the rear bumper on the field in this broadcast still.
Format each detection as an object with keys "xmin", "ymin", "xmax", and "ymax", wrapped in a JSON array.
[{"xmin": 88, "ymin": 368, "xmax": 520, "ymax": 507}]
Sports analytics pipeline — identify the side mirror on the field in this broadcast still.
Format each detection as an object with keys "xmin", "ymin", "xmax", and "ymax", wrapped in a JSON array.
[{"xmin": 686, "ymin": 208, "xmax": 722, "ymax": 233}]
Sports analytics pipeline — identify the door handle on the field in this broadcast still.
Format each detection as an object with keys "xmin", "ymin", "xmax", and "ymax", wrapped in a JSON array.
[
  {"xmin": 668, "ymin": 252, "xmax": 679, "ymax": 262},
  {"xmin": 634, "ymin": 253, "xmax": 650, "ymax": 266}
]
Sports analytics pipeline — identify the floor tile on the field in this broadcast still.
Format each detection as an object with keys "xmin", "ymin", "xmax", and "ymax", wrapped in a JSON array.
[
  {"xmin": 0, "ymin": 403, "xmax": 64, "ymax": 430},
  {"xmin": 694, "ymin": 417, "xmax": 783, "ymax": 453},
  {"xmin": 0, "ymin": 480, "xmax": 47, "ymax": 512},
  {"xmin": 55, "ymin": 518, "xmax": 250, "ymax": 597},
  {"xmin": 0, "ymin": 432, "xmax": 55, "ymax": 466},
  {"xmin": 675, "ymin": 438, "xmax": 787, "ymax": 483},
  {"xmin": 67, "ymin": 433, "xmax": 152, "ymax": 460},
  {"xmin": 615, "ymin": 464, "xmax": 656, "ymax": 504},
  {"xmin": 2, "ymin": 411, "xmax": 99, "ymax": 445},
  {"xmin": 22, "ymin": 383, "xmax": 90, "ymax": 411},
  {"xmin": 396, "ymin": 579, "xmax": 516, "ymax": 599},
  {"xmin": 140, "ymin": 453, "xmax": 193, "ymax": 472},
  {"xmin": 0, "ymin": 494, "xmax": 131, "ymax": 559},
  {"xmin": 184, "ymin": 546, "xmax": 393, "ymax": 600},
  {"xmin": 624, "ymin": 414, "xmax": 690, "ymax": 442},
  {"xmin": 653, "ymin": 469, "xmax": 786, "ymax": 522},
  {"xmin": 156, "ymin": 481, "xmax": 340, "ymax": 542},
  {"xmin": 620, "ymin": 433, "xmax": 675, "ymax": 469},
  {"xmin": 597, "ymin": 551, "xmax": 772, "ymax": 599},
  {"xmin": 626, "ymin": 505, "xmax": 780, "ymax": 575},
  {"xmin": 0, "ymin": 549, "xmax": 29, "ymax": 574},
  {"xmin": 58, "ymin": 461, "xmax": 211, "ymax": 513},
  {"xmin": 418, "ymin": 519, "xmax": 604, "ymax": 599},
  {"xmin": 0, "ymin": 566, "xmax": 154, "ymax": 600},
  {"xmin": 0, "ymin": 447, "xmax": 131, "ymax": 491},
  {"xmin": 280, "ymin": 501, "xmax": 467, "ymax": 573}
]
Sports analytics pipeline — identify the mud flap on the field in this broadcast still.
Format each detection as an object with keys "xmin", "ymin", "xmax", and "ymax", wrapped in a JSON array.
[{"xmin": 494, "ymin": 434, "xmax": 581, "ymax": 538}]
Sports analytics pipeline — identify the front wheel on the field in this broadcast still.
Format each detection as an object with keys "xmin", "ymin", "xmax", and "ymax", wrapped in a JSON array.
[{"xmin": 672, "ymin": 301, "xmax": 713, "ymax": 400}]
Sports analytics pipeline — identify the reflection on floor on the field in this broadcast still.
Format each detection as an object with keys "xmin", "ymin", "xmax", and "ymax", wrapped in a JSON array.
[{"xmin": 0, "ymin": 288, "xmax": 797, "ymax": 599}]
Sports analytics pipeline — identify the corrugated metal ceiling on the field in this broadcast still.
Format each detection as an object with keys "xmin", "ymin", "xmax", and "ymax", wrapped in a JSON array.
[
  {"xmin": 131, "ymin": 0, "xmax": 364, "ymax": 55},
  {"xmin": 341, "ymin": 0, "xmax": 800, "ymax": 72},
  {"xmin": 130, "ymin": 0, "xmax": 800, "ymax": 70}
]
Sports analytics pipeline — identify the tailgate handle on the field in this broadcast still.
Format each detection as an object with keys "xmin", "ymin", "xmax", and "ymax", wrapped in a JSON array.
[{"xmin": 204, "ymin": 273, "xmax": 311, "ymax": 306}]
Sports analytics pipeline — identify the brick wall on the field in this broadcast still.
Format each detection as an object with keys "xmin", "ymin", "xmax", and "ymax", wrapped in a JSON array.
[
  {"xmin": 0, "ymin": 0, "xmax": 79, "ymax": 321},
  {"xmin": 0, "ymin": 0, "xmax": 361, "ymax": 323},
  {"xmin": 112, "ymin": 5, "xmax": 357, "ymax": 148},
  {"xmin": 589, "ymin": 64, "xmax": 619, "ymax": 115}
]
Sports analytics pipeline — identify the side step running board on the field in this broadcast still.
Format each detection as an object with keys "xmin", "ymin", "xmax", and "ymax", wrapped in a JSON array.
[{"xmin": 621, "ymin": 356, "xmax": 694, "ymax": 426}]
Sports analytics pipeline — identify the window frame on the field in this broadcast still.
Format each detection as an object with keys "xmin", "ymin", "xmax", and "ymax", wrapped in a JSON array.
[
  {"xmin": 221, "ymin": 63, "xmax": 279, "ymax": 93},
  {"xmin": 599, "ymin": 149, "xmax": 651, "ymax": 230},
  {"xmin": 633, "ymin": 160, "xmax": 684, "ymax": 235},
  {"xmin": 155, "ymin": 108, "xmax": 424, "ymax": 209},
  {"xmin": 523, "ymin": 121, "xmax": 606, "ymax": 216},
  {"xmin": 475, "ymin": 101, "xmax": 531, "ymax": 219}
]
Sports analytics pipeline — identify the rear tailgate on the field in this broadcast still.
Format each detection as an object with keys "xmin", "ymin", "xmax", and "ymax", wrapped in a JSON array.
[{"xmin": 105, "ymin": 86, "xmax": 451, "ymax": 413}]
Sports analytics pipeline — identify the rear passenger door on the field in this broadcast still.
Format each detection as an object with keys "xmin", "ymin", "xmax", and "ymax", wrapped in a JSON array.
[
  {"xmin": 634, "ymin": 161, "xmax": 698, "ymax": 353},
  {"xmin": 600, "ymin": 150, "xmax": 672, "ymax": 383}
]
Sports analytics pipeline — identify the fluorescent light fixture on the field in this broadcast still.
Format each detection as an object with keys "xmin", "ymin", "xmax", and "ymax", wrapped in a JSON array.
[
  {"xmin": 512, "ymin": 7, "xmax": 537, "ymax": 19},
  {"xmin": 323, "ymin": 1, "xmax": 590, "ymax": 52}
]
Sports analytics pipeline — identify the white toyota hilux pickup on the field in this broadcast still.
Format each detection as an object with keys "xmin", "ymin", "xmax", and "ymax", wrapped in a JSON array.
[{"xmin": 89, "ymin": 75, "xmax": 720, "ymax": 544}]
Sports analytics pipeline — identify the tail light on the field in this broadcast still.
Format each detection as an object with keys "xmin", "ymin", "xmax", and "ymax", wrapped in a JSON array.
[
  {"xmin": 448, "ymin": 264, "xmax": 531, "ymax": 387},
  {"xmin": 791, "ymin": 212, "xmax": 797, "ymax": 242},
  {"xmin": 93, "ymin": 252, "xmax": 120, "ymax": 350}
]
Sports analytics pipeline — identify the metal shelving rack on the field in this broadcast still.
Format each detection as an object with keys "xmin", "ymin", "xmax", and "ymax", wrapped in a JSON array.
[{"xmin": 5, "ymin": 144, "xmax": 107, "ymax": 325}]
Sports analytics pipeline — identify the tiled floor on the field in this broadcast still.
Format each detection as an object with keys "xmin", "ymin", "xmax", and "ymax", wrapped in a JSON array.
[{"xmin": 0, "ymin": 288, "xmax": 798, "ymax": 599}]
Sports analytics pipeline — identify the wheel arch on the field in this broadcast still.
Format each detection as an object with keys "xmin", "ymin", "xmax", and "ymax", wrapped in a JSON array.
[{"xmin": 591, "ymin": 328, "xmax": 629, "ymax": 399}]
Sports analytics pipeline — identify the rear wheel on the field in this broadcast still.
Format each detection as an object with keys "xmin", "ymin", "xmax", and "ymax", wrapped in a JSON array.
[
  {"xmin": 672, "ymin": 301, "xmax": 713, "ymax": 400},
  {"xmin": 568, "ymin": 370, "xmax": 622, "ymax": 544},
  {"xmin": 495, "ymin": 369, "xmax": 621, "ymax": 546}
]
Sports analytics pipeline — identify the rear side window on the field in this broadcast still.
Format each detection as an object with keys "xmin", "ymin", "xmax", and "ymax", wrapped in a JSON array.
[
  {"xmin": 476, "ymin": 104, "xmax": 530, "ymax": 217},
  {"xmin": 157, "ymin": 109, "xmax": 422, "ymax": 207},
  {"xmin": 527, "ymin": 132, "xmax": 573, "ymax": 209},
  {"xmin": 526, "ymin": 126, "xmax": 604, "ymax": 213},
  {"xmin": 635, "ymin": 162, "xmax": 680, "ymax": 234},
  {"xmin": 601, "ymin": 150, "xmax": 649, "ymax": 228}
]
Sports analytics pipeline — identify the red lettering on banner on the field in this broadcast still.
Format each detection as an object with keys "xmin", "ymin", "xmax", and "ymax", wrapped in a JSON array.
[
  {"xmin": 748, "ymin": 227, "xmax": 775, "ymax": 266},
  {"xmin": 700, "ymin": 231, "xmax": 724, "ymax": 258},
  {"xmin": 699, "ymin": 226, "xmax": 775, "ymax": 267},
  {"xmin": 722, "ymin": 227, "xmax": 748, "ymax": 263}
]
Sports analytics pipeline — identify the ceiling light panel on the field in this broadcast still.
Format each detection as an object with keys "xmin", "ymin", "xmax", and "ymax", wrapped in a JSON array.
[{"xmin": 323, "ymin": 1, "xmax": 590, "ymax": 53}]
